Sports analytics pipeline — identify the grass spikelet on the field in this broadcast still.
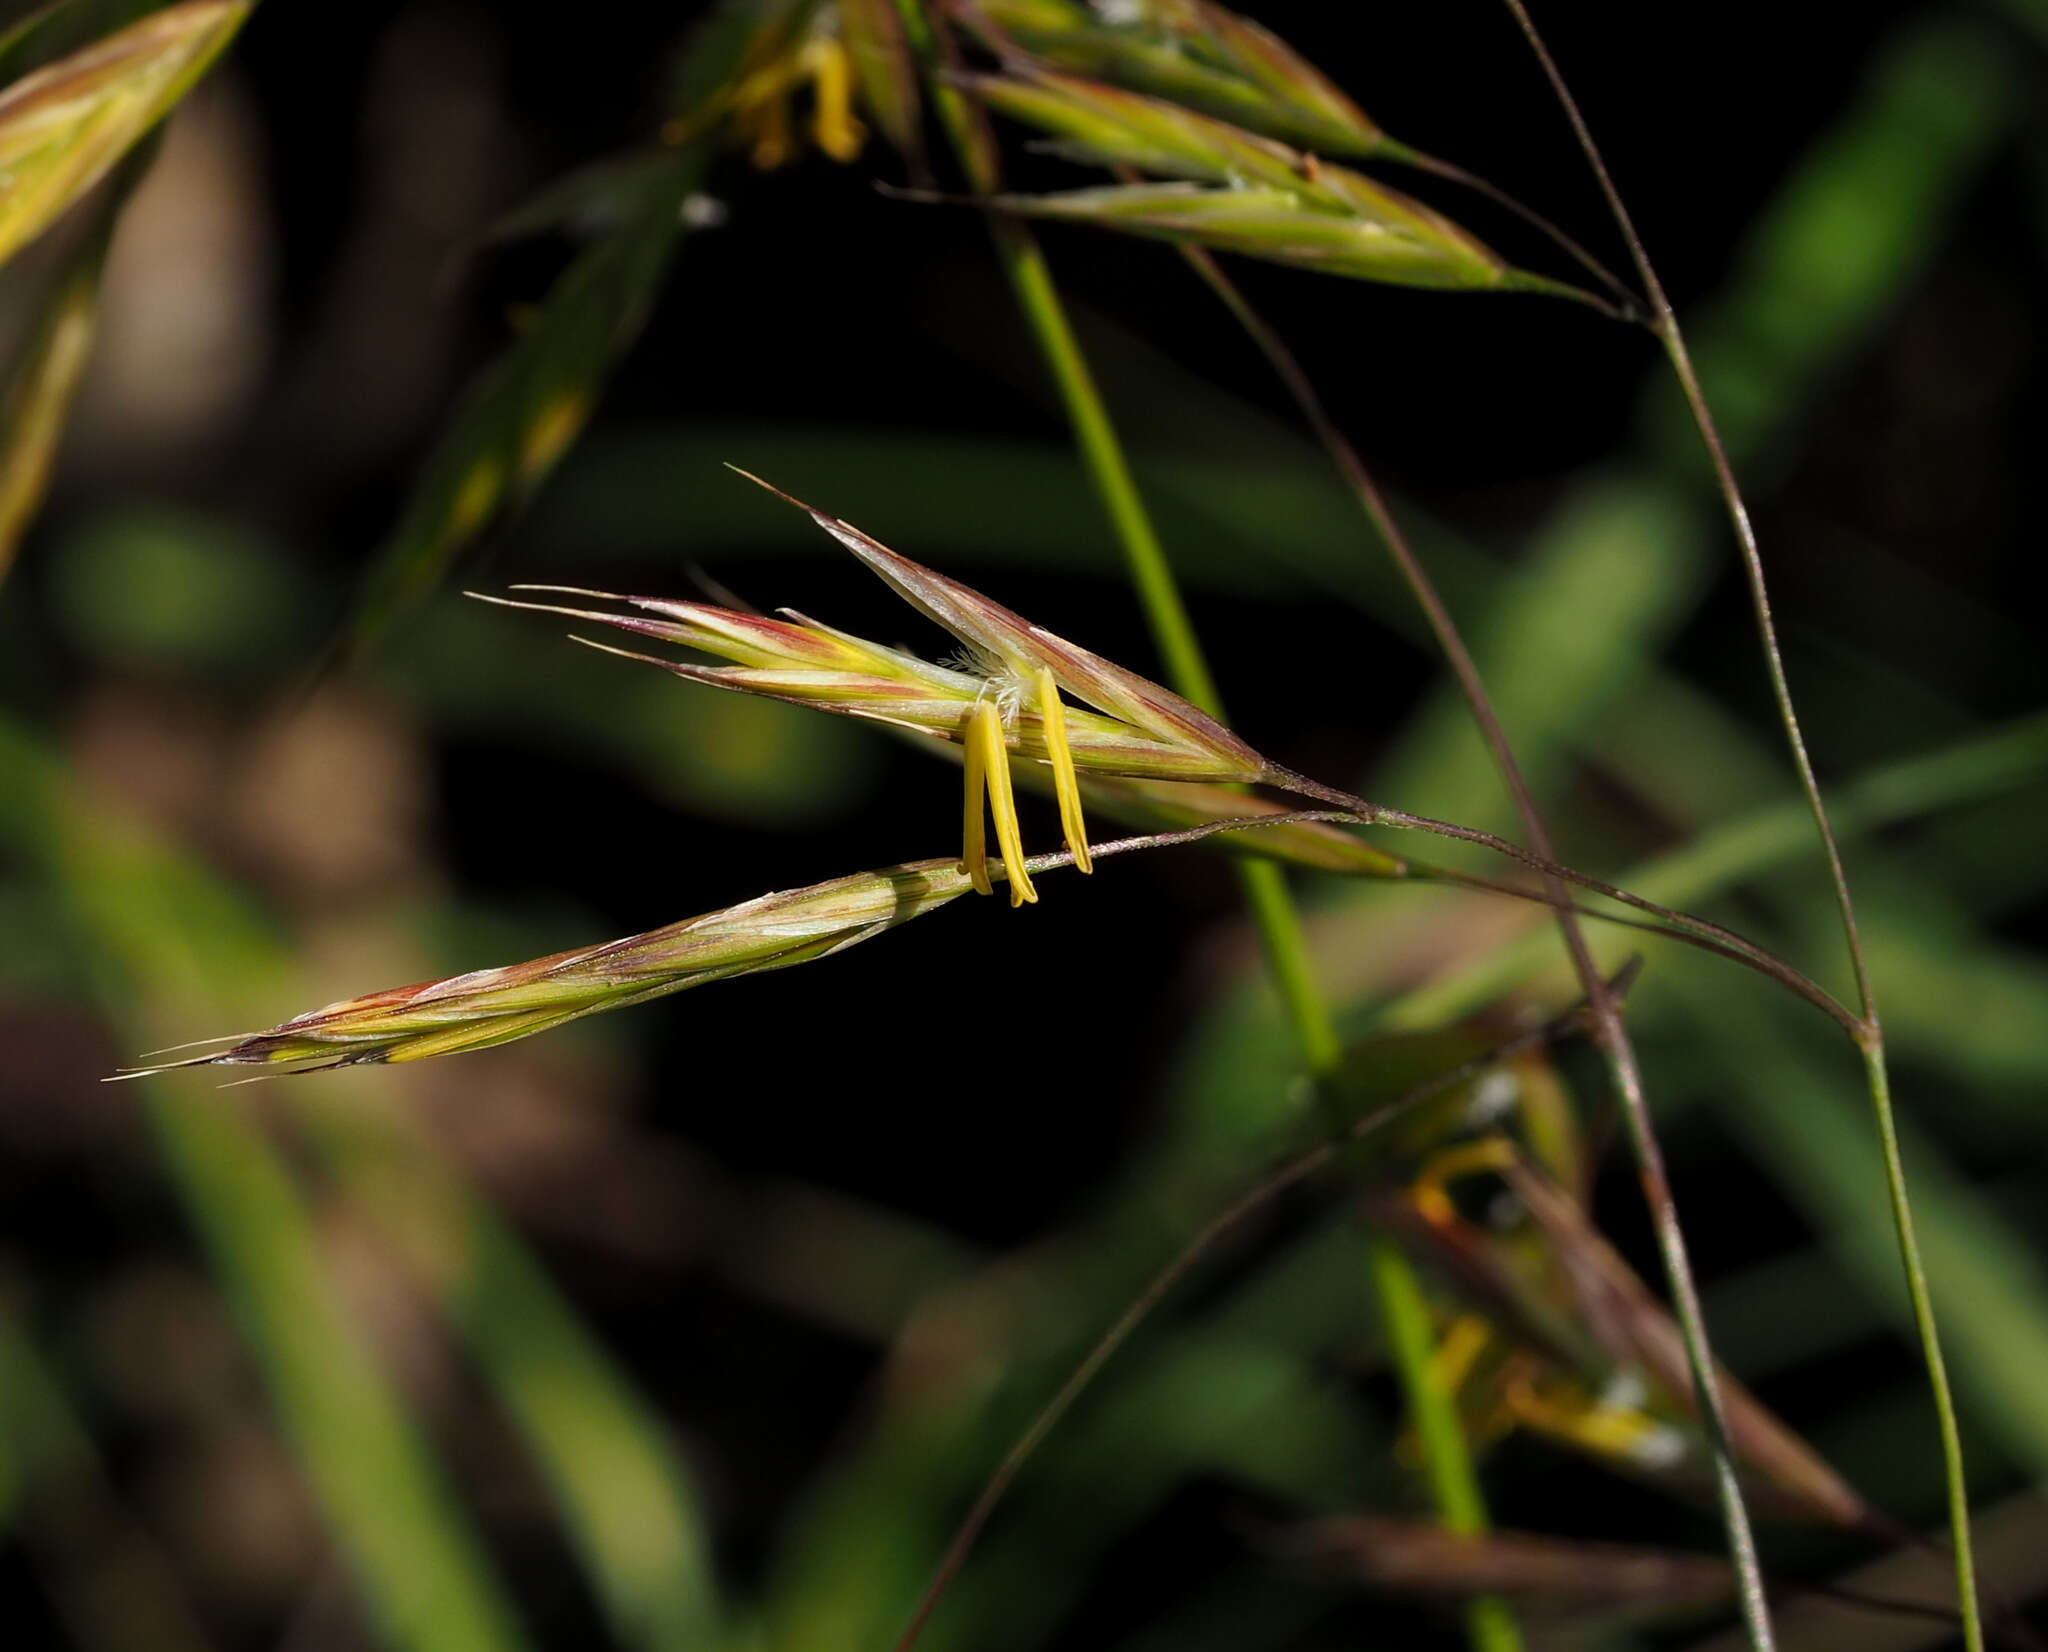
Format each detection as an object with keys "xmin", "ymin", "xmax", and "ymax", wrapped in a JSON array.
[
  {"xmin": 116, "ymin": 860, "xmax": 978, "ymax": 1074},
  {"xmin": 0, "ymin": 0, "xmax": 249, "ymax": 270},
  {"xmin": 964, "ymin": 0, "xmax": 1385, "ymax": 158}
]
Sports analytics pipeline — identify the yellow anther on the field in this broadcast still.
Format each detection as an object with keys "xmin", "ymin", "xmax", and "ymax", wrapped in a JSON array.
[
  {"xmin": 978, "ymin": 701, "xmax": 1037, "ymax": 907},
  {"xmin": 1503, "ymin": 1375, "xmax": 1663, "ymax": 1462},
  {"xmin": 746, "ymin": 94, "xmax": 795, "ymax": 170},
  {"xmin": 447, "ymin": 455, "xmax": 505, "ymax": 544},
  {"xmin": 1430, "ymin": 1312, "xmax": 1494, "ymax": 1395},
  {"xmin": 725, "ymin": 30, "xmax": 865, "ymax": 171},
  {"xmin": 729, "ymin": 46, "xmax": 802, "ymax": 170},
  {"xmin": 1035, "ymin": 666, "xmax": 1091, "ymax": 873},
  {"xmin": 961, "ymin": 700, "xmax": 994, "ymax": 897},
  {"xmin": 802, "ymin": 37, "xmax": 865, "ymax": 163},
  {"xmin": 518, "ymin": 389, "xmax": 590, "ymax": 486},
  {"xmin": 1408, "ymin": 1135, "xmax": 1519, "ymax": 1226}
]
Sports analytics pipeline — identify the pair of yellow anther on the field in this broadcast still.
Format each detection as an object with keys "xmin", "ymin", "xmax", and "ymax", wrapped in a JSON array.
[
  {"xmin": 728, "ymin": 33, "xmax": 864, "ymax": 170},
  {"xmin": 959, "ymin": 667, "xmax": 1093, "ymax": 906}
]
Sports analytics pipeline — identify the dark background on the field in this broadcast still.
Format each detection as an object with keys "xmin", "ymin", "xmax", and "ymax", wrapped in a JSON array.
[{"xmin": 3, "ymin": 2, "xmax": 2044, "ymax": 1649}]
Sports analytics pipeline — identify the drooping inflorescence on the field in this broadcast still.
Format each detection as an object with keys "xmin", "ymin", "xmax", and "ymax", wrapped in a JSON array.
[{"xmin": 476, "ymin": 471, "xmax": 1269, "ymax": 906}]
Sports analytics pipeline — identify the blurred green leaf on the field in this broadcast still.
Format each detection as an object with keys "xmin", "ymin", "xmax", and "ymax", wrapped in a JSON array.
[
  {"xmin": 0, "ymin": 715, "xmax": 535, "ymax": 1652},
  {"xmin": 0, "ymin": 716, "xmax": 721, "ymax": 1652},
  {"xmin": 0, "ymin": 1299, "xmax": 224, "ymax": 1652},
  {"xmin": 0, "ymin": 1299, "xmax": 86, "ymax": 1522},
  {"xmin": 1390, "ymin": 709, "xmax": 2048, "ymax": 1031},
  {"xmin": 1642, "ymin": 18, "xmax": 2019, "ymax": 481},
  {"xmin": 1666, "ymin": 962, "xmax": 2048, "ymax": 1482},
  {"xmin": 49, "ymin": 504, "xmax": 313, "ymax": 672},
  {"xmin": 0, "ymin": 0, "xmax": 245, "ymax": 270},
  {"xmin": 300, "ymin": 1092, "xmax": 720, "ymax": 1652},
  {"xmin": 1375, "ymin": 477, "xmax": 1709, "ymax": 841},
  {"xmin": 761, "ymin": 1207, "xmax": 1384, "ymax": 1652},
  {"xmin": 148, "ymin": 1078, "xmax": 539, "ymax": 1652},
  {"xmin": 343, "ymin": 145, "xmax": 706, "ymax": 659}
]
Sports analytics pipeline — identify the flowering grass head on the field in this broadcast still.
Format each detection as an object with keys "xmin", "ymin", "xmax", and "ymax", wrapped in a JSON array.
[
  {"xmin": 674, "ymin": 0, "xmax": 920, "ymax": 173},
  {"xmin": 477, "ymin": 472, "xmax": 1268, "ymax": 905}
]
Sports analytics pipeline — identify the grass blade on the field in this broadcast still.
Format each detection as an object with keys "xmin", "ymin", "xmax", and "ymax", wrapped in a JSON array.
[
  {"xmin": 299, "ymin": 1093, "xmax": 721, "ymax": 1652},
  {"xmin": 0, "ymin": 0, "xmax": 245, "ymax": 270},
  {"xmin": 0, "ymin": 191, "xmax": 106, "ymax": 580}
]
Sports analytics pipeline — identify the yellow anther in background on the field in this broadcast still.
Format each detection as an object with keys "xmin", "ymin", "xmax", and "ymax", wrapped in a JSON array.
[
  {"xmin": 1409, "ymin": 1135, "xmax": 1519, "ymax": 1226},
  {"xmin": 803, "ymin": 37, "xmax": 864, "ymax": 162},
  {"xmin": 1036, "ymin": 666, "xmax": 1091, "ymax": 873},
  {"xmin": 1430, "ymin": 1312, "xmax": 1494, "ymax": 1395},
  {"xmin": 1504, "ymin": 1375, "xmax": 1666, "ymax": 1463},
  {"xmin": 725, "ymin": 30, "xmax": 865, "ymax": 171}
]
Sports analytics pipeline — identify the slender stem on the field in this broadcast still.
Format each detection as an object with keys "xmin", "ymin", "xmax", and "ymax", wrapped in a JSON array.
[
  {"xmin": 1861, "ymin": 1045, "xmax": 1981, "ymax": 1647},
  {"xmin": 1338, "ymin": 787, "xmax": 1854, "ymax": 1030},
  {"xmin": 1492, "ymin": 5, "xmax": 1977, "ymax": 1647},
  {"xmin": 1051, "ymin": 804, "xmax": 1859, "ymax": 1035}
]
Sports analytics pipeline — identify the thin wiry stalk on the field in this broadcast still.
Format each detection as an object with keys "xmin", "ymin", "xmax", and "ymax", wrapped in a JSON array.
[
  {"xmin": 1166, "ymin": 240, "xmax": 1764, "ymax": 1645},
  {"xmin": 888, "ymin": 983, "xmax": 1621, "ymax": 1652},
  {"xmin": 1287, "ymin": 783, "xmax": 1860, "ymax": 1034},
  {"xmin": 1492, "ymin": 6, "xmax": 1977, "ymax": 1648},
  {"xmin": 893, "ymin": 8, "xmax": 1513, "ymax": 1647}
]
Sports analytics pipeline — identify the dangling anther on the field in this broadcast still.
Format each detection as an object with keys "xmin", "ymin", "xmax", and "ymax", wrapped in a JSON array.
[{"xmin": 1036, "ymin": 666, "xmax": 1091, "ymax": 873}]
